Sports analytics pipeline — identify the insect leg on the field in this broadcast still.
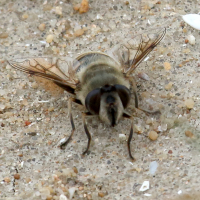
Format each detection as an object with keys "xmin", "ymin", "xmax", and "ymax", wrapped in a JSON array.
[
  {"xmin": 126, "ymin": 46, "xmax": 131, "ymax": 69},
  {"xmin": 54, "ymin": 82, "xmax": 75, "ymax": 94},
  {"xmin": 82, "ymin": 112, "xmax": 92, "ymax": 155},
  {"xmin": 128, "ymin": 76, "xmax": 160, "ymax": 115},
  {"xmin": 137, "ymin": 107, "xmax": 161, "ymax": 115},
  {"xmin": 123, "ymin": 112, "xmax": 135, "ymax": 161},
  {"xmin": 60, "ymin": 97, "xmax": 81, "ymax": 149},
  {"xmin": 127, "ymin": 76, "xmax": 138, "ymax": 108}
]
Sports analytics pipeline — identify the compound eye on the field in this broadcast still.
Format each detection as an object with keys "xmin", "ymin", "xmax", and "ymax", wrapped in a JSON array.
[
  {"xmin": 85, "ymin": 88, "xmax": 101, "ymax": 114},
  {"xmin": 115, "ymin": 84, "xmax": 130, "ymax": 109}
]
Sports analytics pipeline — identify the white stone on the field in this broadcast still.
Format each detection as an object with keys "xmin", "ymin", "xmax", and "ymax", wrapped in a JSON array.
[
  {"xmin": 69, "ymin": 187, "xmax": 76, "ymax": 199},
  {"xmin": 55, "ymin": 6, "xmax": 62, "ymax": 15},
  {"xmin": 46, "ymin": 35, "xmax": 54, "ymax": 43},
  {"xmin": 119, "ymin": 134, "xmax": 126, "ymax": 141},
  {"xmin": 59, "ymin": 138, "xmax": 67, "ymax": 144},
  {"xmin": 144, "ymin": 193, "xmax": 152, "ymax": 196},
  {"xmin": 182, "ymin": 14, "xmax": 200, "ymax": 30},
  {"xmin": 178, "ymin": 190, "xmax": 182, "ymax": 195},
  {"xmin": 59, "ymin": 194, "xmax": 68, "ymax": 200},
  {"xmin": 149, "ymin": 161, "xmax": 158, "ymax": 175},
  {"xmin": 187, "ymin": 34, "xmax": 195, "ymax": 45},
  {"xmin": 139, "ymin": 181, "xmax": 150, "ymax": 192}
]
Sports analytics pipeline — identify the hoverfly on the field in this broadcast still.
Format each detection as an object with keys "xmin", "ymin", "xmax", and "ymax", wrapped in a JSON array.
[{"xmin": 8, "ymin": 28, "xmax": 166, "ymax": 160}]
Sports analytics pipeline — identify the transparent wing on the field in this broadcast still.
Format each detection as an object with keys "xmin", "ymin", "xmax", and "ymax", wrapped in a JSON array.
[
  {"xmin": 7, "ymin": 57, "xmax": 79, "ymax": 90},
  {"xmin": 107, "ymin": 28, "xmax": 166, "ymax": 76}
]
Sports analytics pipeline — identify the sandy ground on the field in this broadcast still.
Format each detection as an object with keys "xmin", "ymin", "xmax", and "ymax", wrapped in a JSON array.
[{"xmin": 1, "ymin": 0, "xmax": 200, "ymax": 199}]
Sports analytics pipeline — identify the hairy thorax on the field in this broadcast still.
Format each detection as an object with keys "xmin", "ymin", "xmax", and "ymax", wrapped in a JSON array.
[{"xmin": 75, "ymin": 52, "xmax": 130, "ymax": 105}]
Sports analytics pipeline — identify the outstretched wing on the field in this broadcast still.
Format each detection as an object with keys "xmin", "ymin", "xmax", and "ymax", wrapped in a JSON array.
[
  {"xmin": 7, "ymin": 57, "xmax": 79, "ymax": 94},
  {"xmin": 107, "ymin": 28, "xmax": 166, "ymax": 76}
]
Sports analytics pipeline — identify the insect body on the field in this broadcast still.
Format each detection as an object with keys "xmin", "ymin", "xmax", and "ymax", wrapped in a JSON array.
[
  {"xmin": 8, "ymin": 28, "xmax": 166, "ymax": 160},
  {"xmin": 76, "ymin": 52, "xmax": 130, "ymax": 125}
]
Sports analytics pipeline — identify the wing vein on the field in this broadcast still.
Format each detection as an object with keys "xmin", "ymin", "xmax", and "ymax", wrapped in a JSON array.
[{"xmin": 125, "ymin": 28, "xmax": 166, "ymax": 75}]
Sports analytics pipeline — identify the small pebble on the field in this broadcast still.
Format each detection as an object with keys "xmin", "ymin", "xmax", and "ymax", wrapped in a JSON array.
[
  {"xmin": 55, "ymin": 6, "xmax": 62, "ymax": 15},
  {"xmin": 184, "ymin": 99, "xmax": 194, "ymax": 109},
  {"xmin": 4, "ymin": 177, "xmax": 11, "ymax": 183},
  {"xmin": 48, "ymin": 107, "xmax": 54, "ymax": 112},
  {"xmin": 164, "ymin": 62, "xmax": 171, "ymax": 71},
  {"xmin": 46, "ymin": 195, "xmax": 53, "ymax": 200},
  {"xmin": 38, "ymin": 23, "xmax": 46, "ymax": 31},
  {"xmin": 138, "ymin": 72, "xmax": 149, "ymax": 81},
  {"xmin": 178, "ymin": 190, "xmax": 182, "ymax": 194},
  {"xmin": 25, "ymin": 121, "xmax": 31, "ymax": 126},
  {"xmin": 14, "ymin": 174, "xmax": 20, "ymax": 180},
  {"xmin": 68, "ymin": 187, "xmax": 76, "ymax": 199},
  {"xmin": 119, "ymin": 134, "xmax": 126, "ymax": 141},
  {"xmin": 65, "ymin": 20, "xmax": 71, "ymax": 30},
  {"xmin": 27, "ymin": 132, "xmax": 37, "ymax": 136},
  {"xmin": 47, "ymin": 187, "xmax": 54, "ymax": 195},
  {"xmin": 144, "ymin": 193, "xmax": 152, "ymax": 196},
  {"xmin": 59, "ymin": 194, "xmax": 68, "ymax": 200},
  {"xmin": 182, "ymin": 28, "xmax": 187, "ymax": 33},
  {"xmin": 168, "ymin": 150, "xmax": 173, "ymax": 154},
  {"xmin": 168, "ymin": 92, "xmax": 175, "ymax": 98},
  {"xmin": 139, "ymin": 181, "xmax": 149, "ymax": 192},
  {"xmin": 73, "ymin": 166, "xmax": 78, "ymax": 174},
  {"xmin": 0, "ymin": 32, "xmax": 8, "ymax": 38},
  {"xmin": 26, "ymin": 178, "xmax": 31, "ymax": 183},
  {"xmin": 74, "ymin": 29, "xmax": 84, "ymax": 37},
  {"xmin": 79, "ymin": 186, "xmax": 84, "ymax": 191},
  {"xmin": 185, "ymin": 130, "xmax": 194, "ymax": 138},
  {"xmin": 182, "ymin": 14, "xmax": 200, "ymax": 31},
  {"xmin": 46, "ymin": 35, "xmax": 54, "ymax": 43},
  {"xmin": 98, "ymin": 192, "xmax": 105, "ymax": 197},
  {"xmin": 148, "ymin": 131, "xmax": 158, "ymax": 141},
  {"xmin": 187, "ymin": 34, "xmax": 195, "ymax": 45},
  {"xmin": 136, "ymin": 168, "xmax": 142, "ymax": 173},
  {"xmin": 149, "ymin": 161, "xmax": 158, "ymax": 175},
  {"xmin": 59, "ymin": 138, "xmax": 67, "ymax": 145},
  {"xmin": 79, "ymin": 0, "xmax": 89, "ymax": 13},
  {"xmin": 146, "ymin": 118, "xmax": 153, "ymax": 125},
  {"xmin": 21, "ymin": 13, "xmax": 29, "ymax": 20},
  {"xmin": 165, "ymin": 82, "xmax": 173, "ymax": 90},
  {"xmin": 134, "ymin": 124, "xmax": 144, "ymax": 134}
]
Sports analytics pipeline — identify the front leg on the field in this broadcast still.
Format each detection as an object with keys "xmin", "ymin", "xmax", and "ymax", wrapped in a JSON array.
[
  {"xmin": 82, "ymin": 112, "xmax": 92, "ymax": 155},
  {"xmin": 60, "ymin": 97, "xmax": 82, "ymax": 149},
  {"xmin": 127, "ymin": 76, "xmax": 139, "ymax": 108},
  {"xmin": 128, "ymin": 76, "xmax": 160, "ymax": 114},
  {"xmin": 123, "ymin": 112, "xmax": 134, "ymax": 160}
]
